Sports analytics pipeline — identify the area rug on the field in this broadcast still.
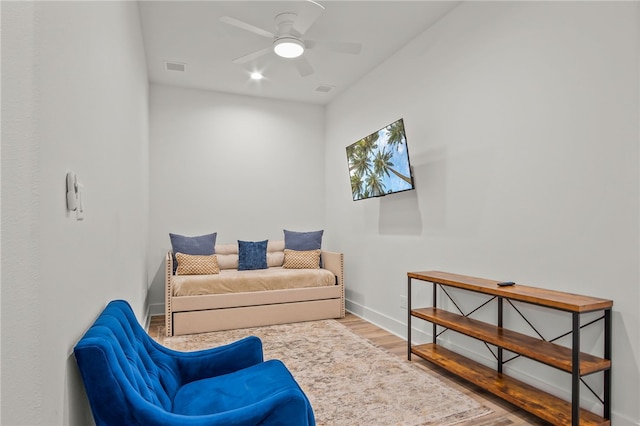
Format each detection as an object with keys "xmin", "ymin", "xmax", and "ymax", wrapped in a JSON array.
[{"xmin": 157, "ymin": 320, "xmax": 492, "ymax": 426}]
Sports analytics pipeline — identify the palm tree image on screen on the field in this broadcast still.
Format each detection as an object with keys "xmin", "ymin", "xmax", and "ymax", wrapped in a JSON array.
[{"xmin": 347, "ymin": 118, "xmax": 414, "ymax": 201}]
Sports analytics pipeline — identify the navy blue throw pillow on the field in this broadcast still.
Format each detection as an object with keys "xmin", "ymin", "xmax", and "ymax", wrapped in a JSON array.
[
  {"xmin": 283, "ymin": 229, "xmax": 323, "ymax": 251},
  {"xmin": 169, "ymin": 232, "xmax": 216, "ymax": 274},
  {"xmin": 238, "ymin": 240, "xmax": 268, "ymax": 271}
]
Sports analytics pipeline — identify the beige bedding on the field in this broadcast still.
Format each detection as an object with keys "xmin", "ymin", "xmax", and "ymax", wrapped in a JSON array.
[{"xmin": 172, "ymin": 267, "xmax": 336, "ymax": 297}]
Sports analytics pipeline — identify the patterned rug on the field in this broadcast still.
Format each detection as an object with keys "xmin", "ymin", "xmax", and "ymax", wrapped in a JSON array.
[{"xmin": 157, "ymin": 320, "xmax": 492, "ymax": 426}]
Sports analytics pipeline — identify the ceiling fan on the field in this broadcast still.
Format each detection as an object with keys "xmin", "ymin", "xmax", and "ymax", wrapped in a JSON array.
[{"xmin": 219, "ymin": 1, "xmax": 362, "ymax": 77}]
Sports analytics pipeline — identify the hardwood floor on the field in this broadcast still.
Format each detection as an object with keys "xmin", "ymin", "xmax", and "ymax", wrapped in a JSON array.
[{"xmin": 148, "ymin": 313, "xmax": 549, "ymax": 425}]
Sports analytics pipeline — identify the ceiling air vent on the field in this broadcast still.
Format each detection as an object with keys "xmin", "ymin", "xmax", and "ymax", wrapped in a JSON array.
[
  {"xmin": 315, "ymin": 84, "xmax": 335, "ymax": 93},
  {"xmin": 164, "ymin": 61, "xmax": 186, "ymax": 72}
]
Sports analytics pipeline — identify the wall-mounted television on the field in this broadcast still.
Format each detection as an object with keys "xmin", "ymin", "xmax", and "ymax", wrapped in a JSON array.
[{"xmin": 346, "ymin": 118, "xmax": 415, "ymax": 201}]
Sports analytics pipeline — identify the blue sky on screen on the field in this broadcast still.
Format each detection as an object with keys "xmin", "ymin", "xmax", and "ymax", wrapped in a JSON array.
[{"xmin": 376, "ymin": 128, "xmax": 412, "ymax": 193}]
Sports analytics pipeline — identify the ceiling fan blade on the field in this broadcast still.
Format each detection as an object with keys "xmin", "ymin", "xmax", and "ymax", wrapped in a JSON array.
[
  {"xmin": 292, "ymin": 0, "xmax": 324, "ymax": 35},
  {"xmin": 232, "ymin": 47, "xmax": 272, "ymax": 64},
  {"xmin": 307, "ymin": 39, "xmax": 362, "ymax": 55},
  {"xmin": 294, "ymin": 56, "xmax": 315, "ymax": 77},
  {"xmin": 219, "ymin": 16, "xmax": 274, "ymax": 39}
]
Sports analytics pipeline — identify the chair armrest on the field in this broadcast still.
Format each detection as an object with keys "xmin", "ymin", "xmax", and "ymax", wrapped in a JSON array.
[{"xmin": 149, "ymin": 336, "xmax": 264, "ymax": 384}]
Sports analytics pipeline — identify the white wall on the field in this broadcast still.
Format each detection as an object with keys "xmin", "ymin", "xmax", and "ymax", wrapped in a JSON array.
[
  {"xmin": 1, "ymin": 2, "xmax": 149, "ymax": 424},
  {"xmin": 325, "ymin": 2, "xmax": 639, "ymax": 424},
  {"xmin": 147, "ymin": 85, "xmax": 325, "ymax": 311}
]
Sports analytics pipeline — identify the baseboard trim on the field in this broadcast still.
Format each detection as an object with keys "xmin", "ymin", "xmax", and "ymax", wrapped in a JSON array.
[
  {"xmin": 143, "ymin": 303, "xmax": 164, "ymax": 331},
  {"xmin": 345, "ymin": 299, "xmax": 431, "ymax": 344},
  {"xmin": 148, "ymin": 302, "xmax": 165, "ymax": 317}
]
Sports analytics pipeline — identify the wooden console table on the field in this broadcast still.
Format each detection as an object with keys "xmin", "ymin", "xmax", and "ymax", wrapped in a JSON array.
[{"xmin": 407, "ymin": 271, "xmax": 612, "ymax": 426}]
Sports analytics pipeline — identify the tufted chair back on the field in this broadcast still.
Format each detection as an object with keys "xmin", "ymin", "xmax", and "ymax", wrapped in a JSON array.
[
  {"xmin": 75, "ymin": 299, "xmax": 315, "ymax": 426},
  {"xmin": 74, "ymin": 300, "xmax": 180, "ymax": 424}
]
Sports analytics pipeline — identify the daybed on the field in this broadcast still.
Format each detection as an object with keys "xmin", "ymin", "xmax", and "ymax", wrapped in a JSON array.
[{"xmin": 165, "ymin": 239, "xmax": 344, "ymax": 336}]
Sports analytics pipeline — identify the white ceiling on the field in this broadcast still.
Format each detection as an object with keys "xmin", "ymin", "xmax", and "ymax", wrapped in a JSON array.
[{"xmin": 138, "ymin": 1, "xmax": 461, "ymax": 105}]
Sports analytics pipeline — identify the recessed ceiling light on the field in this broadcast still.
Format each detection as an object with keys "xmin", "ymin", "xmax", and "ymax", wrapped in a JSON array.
[{"xmin": 250, "ymin": 72, "xmax": 263, "ymax": 80}]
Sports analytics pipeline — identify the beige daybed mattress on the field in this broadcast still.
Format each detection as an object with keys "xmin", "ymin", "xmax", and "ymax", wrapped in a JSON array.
[{"xmin": 172, "ymin": 267, "xmax": 336, "ymax": 296}]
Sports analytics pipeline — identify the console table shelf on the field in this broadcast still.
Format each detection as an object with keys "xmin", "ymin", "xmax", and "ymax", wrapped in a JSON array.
[
  {"xmin": 411, "ymin": 307, "xmax": 610, "ymax": 375},
  {"xmin": 407, "ymin": 271, "xmax": 612, "ymax": 426},
  {"xmin": 411, "ymin": 344, "xmax": 608, "ymax": 426}
]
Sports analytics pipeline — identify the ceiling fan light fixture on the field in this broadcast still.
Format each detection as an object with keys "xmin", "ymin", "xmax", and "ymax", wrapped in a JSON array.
[{"xmin": 273, "ymin": 37, "xmax": 304, "ymax": 59}]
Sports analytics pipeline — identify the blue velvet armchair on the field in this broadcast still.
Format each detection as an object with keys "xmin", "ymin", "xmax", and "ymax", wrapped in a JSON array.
[{"xmin": 74, "ymin": 300, "xmax": 315, "ymax": 425}]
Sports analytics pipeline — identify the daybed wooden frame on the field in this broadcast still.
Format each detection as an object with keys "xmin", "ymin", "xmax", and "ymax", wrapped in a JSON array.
[{"xmin": 165, "ymin": 250, "xmax": 345, "ymax": 336}]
